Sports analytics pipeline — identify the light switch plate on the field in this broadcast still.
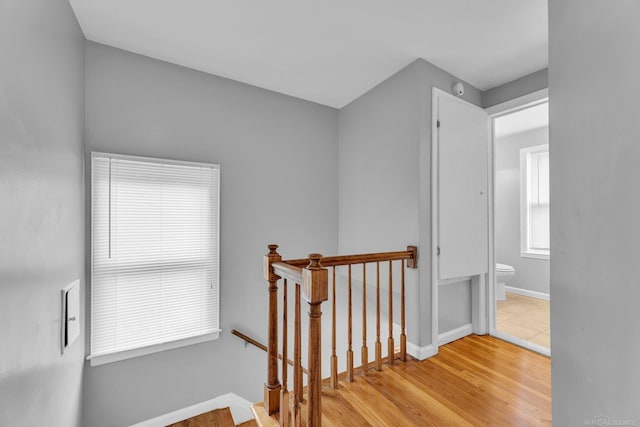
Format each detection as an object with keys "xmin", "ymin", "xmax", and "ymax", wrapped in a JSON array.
[{"xmin": 61, "ymin": 280, "xmax": 80, "ymax": 354}]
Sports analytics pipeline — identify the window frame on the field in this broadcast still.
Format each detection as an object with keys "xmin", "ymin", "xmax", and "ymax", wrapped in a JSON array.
[
  {"xmin": 520, "ymin": 144, "xmax": 550, "ymax": 260},
  {"xmin": 88, "ymin": 152, "xmax": 220, "ymax": 366}
]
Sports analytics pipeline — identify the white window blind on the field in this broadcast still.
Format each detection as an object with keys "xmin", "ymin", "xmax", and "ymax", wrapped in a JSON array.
[
  {"xmin": 521, "ymin": 144, "xmax": 550, "ymax": 258},
  {"xmin": 90, "ymin": 152, "xmax": 220, "ymax": 365},
  {"xmin": 528, "ymin": 150, "xmax": 549, "ymax": 250}
]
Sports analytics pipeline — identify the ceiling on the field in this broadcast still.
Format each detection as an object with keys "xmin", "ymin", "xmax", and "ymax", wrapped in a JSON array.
[
  {"xmin": 68, "ymin": 0, "xmax": 548, "ymax": 108},
  {"xmin": 494, "ymin": 102, "xmax": 549, "ymax": 139}
]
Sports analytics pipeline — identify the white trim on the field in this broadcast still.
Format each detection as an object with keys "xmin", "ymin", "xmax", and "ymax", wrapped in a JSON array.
[
  {"xmin": 431, "ymin": 87, "xmax": 441, "ymax": 354},
  {"xmin": 129, "ymin": 393, "xmax": 254, "ymax": 427},
  {"xmin": 406, "ymin": 341, "xmax": 437, "ymax": 361},
  {"xmin": 491, "ymin": 330, "xmax": 550, "ymax": 357},
  {"xmin": 88, "ymin": 330, "xmax": 221, "ymax": 366},
  {"xmin": 485, "ymin": 88, "xmax": 549, "ymax": 117},
  {"xmin": 91, "ymin": 151, "xmax": 219, "ymax": 170},
  {"xmin": 487, "ymin": 115, "xmax": 497, "ymax": 335},
  {"xmin": 486, "ymin": 89, "xmax": 551, "ymax": 354},
  {"xmin": 521, "ymin": 251, "xmax": 550, "ymax": 260},
  {"xmin": 471, "ymin": 274, "xmax": 487, "ymax": 334},
  {"xmin": 505, "ymin": 286, "xmax": 550, "ymax": 301},
  {"xmin": 438, "ymin": 323, "xmax": 473, "ymax": 346}
]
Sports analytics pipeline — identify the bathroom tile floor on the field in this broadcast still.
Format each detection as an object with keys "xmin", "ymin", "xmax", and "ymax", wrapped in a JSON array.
[{"xmin": 496, "ymin": 292, "xmax": 550, "ymax": 348}]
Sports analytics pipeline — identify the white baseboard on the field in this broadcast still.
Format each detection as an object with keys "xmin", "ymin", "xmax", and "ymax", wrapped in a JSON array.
[
  {"xmin": 491, "ymin": 330, "xmax": 551, "ymax": 357},
  {"xmin": 130, "ymin": 393, "xmax": 254, "ymax": 426},
  {"xmin": 407, "ymin": 324, "xmax": 474, "ymax": 360},
  {"xmin": 406, "ymin": 341, "xmax": 437, "ymax": 361},
  {"xmin": 438, "ymin": 323, "xmax": 473, "ymax": 346},
  {"xmin": 505, "ymin": 286, "xmax": 550, "ymax": 301}
]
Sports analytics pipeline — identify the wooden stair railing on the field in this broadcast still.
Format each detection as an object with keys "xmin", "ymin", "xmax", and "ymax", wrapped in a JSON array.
[
  {"xmin": 263, "ymin": 244, "xmax": 417, "ymax": 427},
  {"xmin": 231, "ymin": 329, "xmax": 309, "ymax": 375}
]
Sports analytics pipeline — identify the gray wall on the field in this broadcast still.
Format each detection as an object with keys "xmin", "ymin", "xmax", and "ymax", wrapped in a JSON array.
[
  {"xmin": 495, "ymin": 126, "xmax": 550, "ymax": 295},
  {"xmin": 0, "ymin": 0, "xmax": 86, "ymax": 426},
  {"xmin": 438, "ymin": 281, "xmax": 472, "ymax": 333},
  {"xmin": 338, "ymin": 59, "xmax": 482, "ymax": 347},
  {"xmin": 550, "ymin": 1, "xmax": 640, "ymax": 425},
  {"xmin": 83, "ymin": 42, "xmax": 339, "ymax": 427},
  {"xmin": 483, "ymin": 68, "xmax": 548, "ymax": 108}
]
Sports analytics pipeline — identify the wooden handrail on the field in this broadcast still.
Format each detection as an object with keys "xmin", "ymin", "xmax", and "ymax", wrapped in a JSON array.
[
  {"xmin": 231, "ymin": 329, "xmax": 309, "ymax": 375},
  {"xmin": 272, "ymin": 261, "xmax": 303, "ymax": 284},
  {"xmin": 281, "ymin": 247, "xmax": 417, "ymax": 269},
  {"xmin": 232, "ymin": 329, "xmax": 267, "ymax": 351}
]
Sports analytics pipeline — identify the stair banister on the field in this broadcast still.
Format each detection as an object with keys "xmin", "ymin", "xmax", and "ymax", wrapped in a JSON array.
[
  {"xmin": 302, "ymin": 254, "xmax": 328, "ymax": 426},
  {"xmin": 263, "ymin": 245, "xmax": 282, "ymax": 415},
  {"xmin": 261, "ymin": 244, "xmax": 416, "ymax": 427}
]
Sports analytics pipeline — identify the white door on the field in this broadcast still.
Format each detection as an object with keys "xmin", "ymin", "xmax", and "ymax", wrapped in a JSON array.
[{"xmin": 435, "ymin": 91, "xmax": 489, "ymax": 280}]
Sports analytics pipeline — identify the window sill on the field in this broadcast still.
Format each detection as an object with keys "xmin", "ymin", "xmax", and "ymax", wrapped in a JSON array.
[
  {"xmin": 520, "ymin": 251, "xmax": 550, "ymax": 260},
  {"xmin": 87, "ymin": 330, "xmax": 221, "ymax": 367}
]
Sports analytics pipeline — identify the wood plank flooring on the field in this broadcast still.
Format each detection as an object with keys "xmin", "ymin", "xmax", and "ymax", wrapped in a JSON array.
[{"xmin": 255, "ymin": 334, "xmax": 551, "ymax": 426}]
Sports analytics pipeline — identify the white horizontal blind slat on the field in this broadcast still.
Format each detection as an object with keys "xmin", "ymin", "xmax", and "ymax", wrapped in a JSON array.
[
  {"xmin": 91, "ymin": 154, "xmax": 220, "ymax": 359},
  {"xmin": 528, "ymin": 150, "xmax": 549, "ymax": 251}
]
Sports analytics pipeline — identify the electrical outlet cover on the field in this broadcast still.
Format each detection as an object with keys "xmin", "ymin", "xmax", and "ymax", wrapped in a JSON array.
[{"xmin": 61, "ymin": 280, "xmax": 80, "ymax": 353}]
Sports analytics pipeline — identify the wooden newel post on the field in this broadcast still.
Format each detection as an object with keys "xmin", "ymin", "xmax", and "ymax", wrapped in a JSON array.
[
  {"xmin": 403, "ymin": 246, "xmax": 417, "ymax": 362},
  {"xmin": 263, "ymin": 244, "xmax": 282, "ymax": 415},
  {"xmin": 302, "ymin": 253, "xmax": 328, "ymax": 427}
]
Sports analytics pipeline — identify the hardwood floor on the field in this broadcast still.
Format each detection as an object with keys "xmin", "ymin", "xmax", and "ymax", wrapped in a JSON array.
[{"xmin": 255, "ymin": 334, "xmax": 551, "ymax": 426}]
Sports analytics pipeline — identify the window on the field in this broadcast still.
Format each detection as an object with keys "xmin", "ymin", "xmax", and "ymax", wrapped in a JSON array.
[
  {"xmin": 520, "ymin": 144, "xmax": 550, "ymax": 259},
  {"xmin": 90, "ymin": 152, "xmax": 220, "ymax": 366}
]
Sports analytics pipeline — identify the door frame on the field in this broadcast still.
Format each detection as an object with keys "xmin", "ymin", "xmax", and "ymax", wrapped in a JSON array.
[
  {"xmin": 431, "ymin": 87, "xmax": 490, "ymax": 355},
  {"xmin": 485, "ymin": 88, "xmax": 550, "ymax": 355}
]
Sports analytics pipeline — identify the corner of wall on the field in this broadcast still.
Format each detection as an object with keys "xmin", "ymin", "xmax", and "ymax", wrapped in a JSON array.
[{"xmin": 482, "ymin": 68, "xmax": 548, "ymax": 109}]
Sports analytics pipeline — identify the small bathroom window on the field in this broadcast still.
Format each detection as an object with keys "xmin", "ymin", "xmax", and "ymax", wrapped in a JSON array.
[{"xmin": 520, "ymin": 144, "xmax": 550, "ymax": 259}]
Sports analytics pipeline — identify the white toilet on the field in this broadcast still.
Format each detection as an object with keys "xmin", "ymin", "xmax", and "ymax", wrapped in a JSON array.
[{"xmin": 496, "ymin": 263, "xmax": 515, "ymax": 301}]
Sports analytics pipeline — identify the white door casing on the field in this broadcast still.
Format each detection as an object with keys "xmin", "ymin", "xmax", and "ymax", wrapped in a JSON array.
[{"xmin": 486, "ymin": 88, "xmax": 550, "ymax": 356}]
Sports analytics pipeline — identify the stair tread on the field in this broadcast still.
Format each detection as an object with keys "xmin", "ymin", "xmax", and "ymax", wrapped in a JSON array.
[{"xmin": 251, "ymin": 404, "xmax": 281, "ymax": 427}]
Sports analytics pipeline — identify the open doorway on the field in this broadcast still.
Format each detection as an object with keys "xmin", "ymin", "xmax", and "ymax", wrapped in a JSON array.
[{"xmin": 488, "ymin": 95, "xmax": 550, "ymax": 355}]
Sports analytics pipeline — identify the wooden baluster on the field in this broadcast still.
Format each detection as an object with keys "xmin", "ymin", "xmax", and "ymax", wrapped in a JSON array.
[
  {"xmin": 302, "ymin": 254, "xmax": 328, "ymax": 427},
  {"xmin": 280, "ymin": 280, "xmax": 289, "ymax": 427},
  {"xmin": 295, "ymin": 285, "xmax": 302, "ymax": 400},
  {"xmin": 263, "ymin": 244, "xmax": 282, "ymax": 415},
  {"xmin": 330, "ymin": 266, "xmax": 338, "ymax": 388},
  {"xmin": 400, "ymin": 260, "xmax": 407, "ymax": 362},
  {"xmin": 346, "ymin": 264, "xmax": 354, "ymax": 382},
  {"xmin": 292, "ymin": 283, "xmax": 302, "ymax": 427},
  {"xmin": 361, "ymin": 263, "xmax": 368, "ymax": 376},
  {"xmin": 388, "ymin": 260, "xmax": 395, "ymax": 366},
  {"xmin": 375, "ymin": 261, "xmax": 382, "ymax": 371}
]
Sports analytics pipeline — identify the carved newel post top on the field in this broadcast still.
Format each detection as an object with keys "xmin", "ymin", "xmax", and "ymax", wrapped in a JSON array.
[
  {"xmin": 267, "ymin": 244, "xmax": 279, "ymax": 255},
  {"xmin": 307, "ymin": 254, "xmax": 323, "ymax": 270},
  {"xmin": 302, "ymin": 254, "xmax": 328, "ymax": 304},
  {"xmin": 264, "ymin": 244, "xmax": 282, "ymax": 282}
]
